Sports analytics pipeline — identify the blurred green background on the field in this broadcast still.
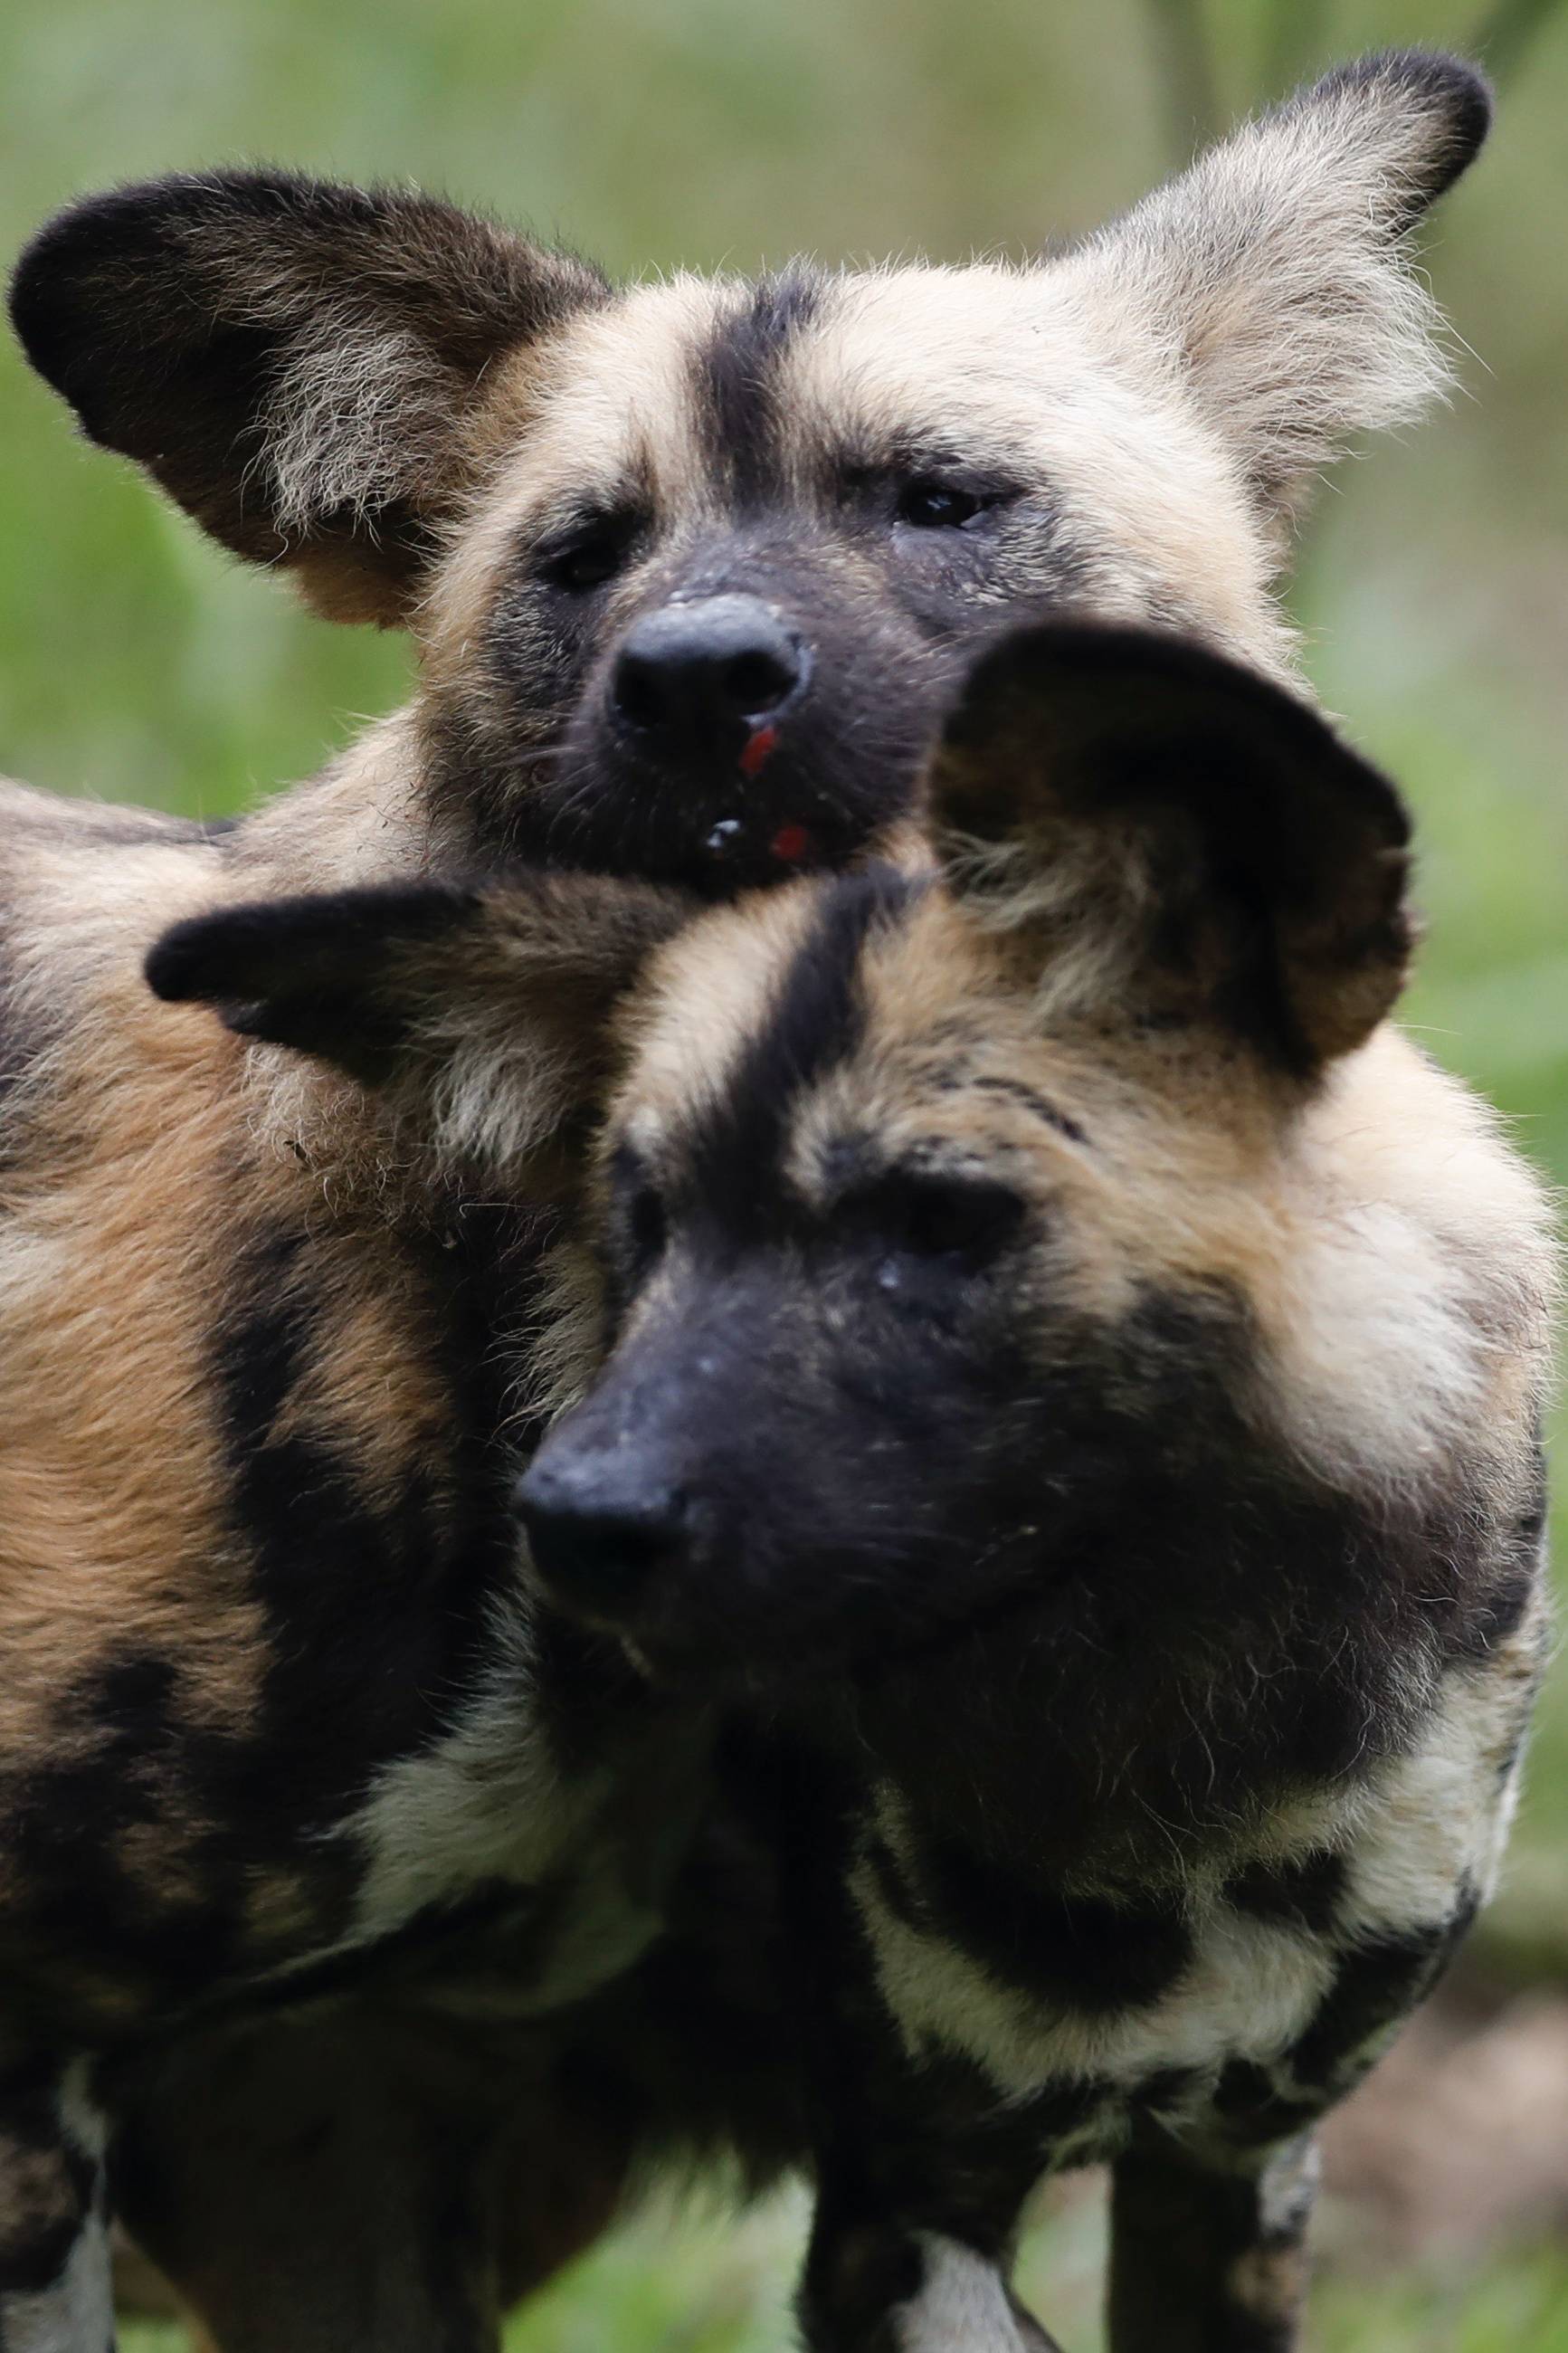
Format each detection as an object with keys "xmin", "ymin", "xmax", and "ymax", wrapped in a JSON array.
[{"xmin": 4, "ymin": 0, "xmax": 1565, "ymax": 2344}]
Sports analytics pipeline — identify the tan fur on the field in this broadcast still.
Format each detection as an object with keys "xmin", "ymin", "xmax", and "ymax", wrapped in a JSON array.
[
  {"xmin": 0, "ymin": 829, "xmax": 267, "ymax": 1802},
  {"xmin": 423, "ymin": 276, "xmax": 727, "ymax": 688},
  {"xmin": 629, "ymin": 874, "xmax": 1553, "ymax": 1515},
  {"xmin": 0, "ymin": 805, "xmax": 674, "ymax": 2017},
  {"xmin": 14, "ymin": 61, "xmax": 1489, "ymax": 897},
  {"xmin": 777, "ymin": 265, "xmax": 1289, "ymax": 671}
]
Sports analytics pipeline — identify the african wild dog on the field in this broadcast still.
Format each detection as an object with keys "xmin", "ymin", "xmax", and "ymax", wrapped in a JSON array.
[
  {"xmin": 0, "ymin": 789, "xmax": 716, "ymax": 2342},
  {"xmin": 12, "ymin": 52, "xmax": 1487, "ymax": 899},
  {"xmin": 159, "ymin": 620, "xmax": 1554, "ymax": 2351},
  {"xmin": 0, "ymin": 43, "xmax": 1504, "ymax": 2348}
]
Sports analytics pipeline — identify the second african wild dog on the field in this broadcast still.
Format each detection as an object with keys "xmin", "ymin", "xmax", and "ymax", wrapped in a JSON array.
[
  {"xmin": 0, "ymin": 772, "xmax": 713, "ymax": 2343},
  {"xmin": 0, "ymin": 43, "xmax": 1506, "ymax": 2349},
  {"xmin": 157, "ymin": 620, "xmax": 1554, "ymax": 2350},
  {"xmin": 11, "ymin": 52, "xmax": 1488, "ymax": 900}
]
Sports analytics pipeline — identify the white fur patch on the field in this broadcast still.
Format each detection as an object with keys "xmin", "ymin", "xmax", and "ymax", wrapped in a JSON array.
[
  {"xmin": 299, "ymin": 1591, "xmax": 666, "ymax": 2010},
  {"xmin": 852, "ymin": 1845, "xmax": 1335, "ymax": 2110},
  {"xmin": 895, "ymin": 2235, "xmax": 1045, "ymax": 2353},
  {"xmin": 1340, "ymin": 1651, "xmax": 1542, "ymax": 1947},
  {"xmin": 0, "ymin": 2208, "xmax": 110, "ymax": 2353},
  {"xmin": 854, "ymin": 1639, "xmax": 1533, "ymax": 2124}
]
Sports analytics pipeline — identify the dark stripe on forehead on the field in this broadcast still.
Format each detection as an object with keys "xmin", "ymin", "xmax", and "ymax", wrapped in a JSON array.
[
  {"xmin": 695, "ymin": 268, "xmax": 822, "ymax": 508},
  {"xmin": 685, "ymin": 862, "xmax": 915, "ymax": 1230}
]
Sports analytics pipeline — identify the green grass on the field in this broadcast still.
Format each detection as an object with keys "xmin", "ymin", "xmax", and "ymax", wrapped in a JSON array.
[
  {"xmin": 5, "ymin": 0, "xmax": 1567, "ymax": 2345},
  {"xmin": 115, "ymin": 2186, "xmax": 1568, "ymax": 2349},
  {"xmin": 1312, "ymin": 2249, "xmax": 1568, "ymax": 2351}
]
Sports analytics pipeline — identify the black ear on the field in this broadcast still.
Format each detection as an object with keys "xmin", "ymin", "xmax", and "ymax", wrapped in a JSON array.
[
  {"xmin": 10, "ymin": 172, "xmax": 608, "ymax": 624},
  {"xmin": 147, "ymin": 869, "xmax": 693, "ymax": 1100},
  {"xmin": 927, "ymin": 624, "xmax": 1413, "ymax": 1073},
  {"xmin": 147, "ymin": 881, "xmax": 482, "ymax": 1082}
]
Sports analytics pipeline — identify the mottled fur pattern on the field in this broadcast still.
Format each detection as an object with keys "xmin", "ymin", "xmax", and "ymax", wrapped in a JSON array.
[
  {"xmin": 0, "ymin": 783, "xmax": 708, "ymax": 2345},
  {"xmin": 511, "ymin": 625, "xmax": 1554, "ymax": 2348},
  {"xmin": 12, "ymin": 55, "xmax": 1489, "ymax": 896},
  {"xmin": 0, "ymin": 46, "xmax": 1514, "ymax": 2351},
  {"xmin": 148, "ymin": 624, "xmax": 1554, "ymax": 2351}
]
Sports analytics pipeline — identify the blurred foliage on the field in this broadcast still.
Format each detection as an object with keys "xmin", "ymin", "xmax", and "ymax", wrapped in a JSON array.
[{"xmin": 4, "ymin": 0, "xmax": 1565, "ymax": 2344}]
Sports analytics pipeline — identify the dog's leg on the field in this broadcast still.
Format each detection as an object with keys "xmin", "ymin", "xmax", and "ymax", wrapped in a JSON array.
[
  {"xmin": 0, "ymin": 2057, "xmax": 113, "ymax": 2353},
  {"xmin": 115, "ymin": 2062, "xmax": 498, "ymax": 2350},
  {"xmin": 799, "ymin": 2213, "xmax": 1064, "ymax": 2353},
  {"xmin": 112, "ymin": 2007, "xmax": 626, "ymax": 2353},
  {"xmin": 1107, "ymin": 2129, "xmax": 1318, "ymax": 2353}
]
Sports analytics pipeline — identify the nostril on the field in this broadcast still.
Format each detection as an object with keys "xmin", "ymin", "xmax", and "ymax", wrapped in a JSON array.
[
  {"xmin": 611, "ymin": 651, "xmax": 668, "ymax": 734},
  {"xmin": 718, "ymin": 646, "xmax": 799, "ymax": 717},
  {"xmin": 513, "ymin": 1462, "xmax": 687, "ymax": 1615}
]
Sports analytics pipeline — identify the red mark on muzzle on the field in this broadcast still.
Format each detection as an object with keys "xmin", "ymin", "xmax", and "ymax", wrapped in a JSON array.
[
  {"xmin": 770, "ymin": 823, "xmax": 813, "ymax": 866},
  {"xmin": 739, "ymin": 723, "xmax": 780, "ymax": 778}
]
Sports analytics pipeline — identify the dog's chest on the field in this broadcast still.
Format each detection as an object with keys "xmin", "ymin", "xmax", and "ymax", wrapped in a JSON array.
[
  {"xmin": 848, "ymin": 1654, "xmax": 1530, "ymax": 2157},
  {"xmin": 313, "ymin": 1605, "xmax": 710, "ymax": 2017}
]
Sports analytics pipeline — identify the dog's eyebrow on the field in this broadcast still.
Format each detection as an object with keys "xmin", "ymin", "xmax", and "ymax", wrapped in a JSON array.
[
  {"xmin": 917, "ymin": 1056, "xmax": 1086, "ymax": 1141},
  {"xmin": 967, "ymin": 1074, "xmax": 1088, "ymax": 1144},
  {"xmin": 526, "ymin": 466, "xmax": 656, "ymax": 547},
  {"xmin": 838, "ymin": 436, "xmax": 1025, "ymax": 484}
]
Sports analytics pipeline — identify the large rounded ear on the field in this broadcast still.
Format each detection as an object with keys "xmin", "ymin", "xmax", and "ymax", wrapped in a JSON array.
[
  {"xmin": 10, "ymin": 173, "xmax": 609, "ymax": 624},
  {"xmin": 147, "ymin": 871, "xmax": 689, "ymax": 1116},
  {"xmin": 927, "ymin": 624, "xmax": 1413, "ymax": 1075},
  {"xmin": 1069, "ymin": 51, "xmax": 1489, "ymax": 536}
]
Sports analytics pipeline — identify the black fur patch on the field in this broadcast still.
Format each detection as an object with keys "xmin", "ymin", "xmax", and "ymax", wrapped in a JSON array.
[
  {"xmin": 695, "ymin": 272, "xmax": 823, "ymax": 508},
  {"xmin": 1304, "ymin": 53, "xmax": 1491, "ymax": 218},
  {"xmin": 213, "ymin": 1218, "xmax": 520, "ymax": 1835},
  {"xmin": 1209, "ymin": 2060, "xmax": 1319, "ymax": 2148},
  {"xmin": 0, "ymin": 1648, "xmax": 244, "ymax": 2028},
  {"xmin": 0, "ymin": 2063, "xmax": 100, "ymax": 2295},
  {"xmin": 684, "ymin": 864, "xmax": 916, "ymax": 1232},
  {"xmin": 889, "ymin": 1833, "xmax": 1194, "ymax": 2016},
  {"xmin": 1288, "ymin": 1900, "xmax": 1476, "ymax": 2094},
  {"xmin": 798, "ymin": 2215, "xmax": 924, "ymax": 2353},
  {"xmin": 1224, "ymin": 1849, "xmax": 1346, "ymax": 1935},
  {"xmin": 1109, "ymin": 2133, "xmax": 1314, "ymax": 2350}
]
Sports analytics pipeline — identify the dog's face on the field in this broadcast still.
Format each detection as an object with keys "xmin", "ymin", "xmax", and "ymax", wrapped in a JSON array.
[
  {"xmin": 14, "ymin": 53, "xmax": 1487, "ymax": 891},
  {"xmin": 512, "ymin": 624, "xmax": 1430, "ymax": 1681},
  {"xmin": 415, "ymin": 263, "xmax": 1270, "ymax": 893}
]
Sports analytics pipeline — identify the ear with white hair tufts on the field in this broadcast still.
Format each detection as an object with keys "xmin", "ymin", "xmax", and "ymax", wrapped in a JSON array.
[
  {"xmin": 1069, "ymin": 51, "xmax": 1490, "ymax": 538},
  {"xmin": 10, "ymin": 172, "xmax": 609, "ymax": 624}
]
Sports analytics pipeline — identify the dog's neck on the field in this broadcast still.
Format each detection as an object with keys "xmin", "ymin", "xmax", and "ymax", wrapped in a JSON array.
[{"xmin": 794, "ymin": 1462, "xmax": 1471, "ymax": 1899}]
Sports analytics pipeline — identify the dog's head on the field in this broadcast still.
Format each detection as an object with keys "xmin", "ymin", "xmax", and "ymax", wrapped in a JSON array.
[
  {"xmin": 508, "ymin": 620, "xmax": 1445, "ymax": 1681},
  {"xmin": 16, "ymin": 53, "xmax": 1487, "ymax": 892}
]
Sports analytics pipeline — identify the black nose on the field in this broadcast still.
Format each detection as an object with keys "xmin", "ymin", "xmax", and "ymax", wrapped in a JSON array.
[
  {"xmin": 513, "ymin": 1453, "xmax": 687, "ymax": 1616},
  {"xmin": 611, "ymin": 595, "xmax": 806, "ymax": 751}
]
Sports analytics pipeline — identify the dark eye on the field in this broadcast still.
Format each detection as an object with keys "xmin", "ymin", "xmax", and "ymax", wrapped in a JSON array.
[
  {"xmin": 608, "ymin": 1145, "xmax": 669, "ymax": 1292},
  {"xmin": 896, "ymin": 478, "xmax": 987, "ymax": 529},
  {"xmin": 624, "ymin": 1183, "xmax": 668, "ymax": 1285},
  {"xmin": 541, "ymin": 516, "xmax": 639, "ymax": 594},
  {"xmin": 855, "ymin": 1172, "xmax": 1025, "ymax": 1269}
]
